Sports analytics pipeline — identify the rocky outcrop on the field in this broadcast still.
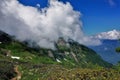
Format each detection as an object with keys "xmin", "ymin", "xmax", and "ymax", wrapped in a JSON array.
[
  {"xmin": 48, "ymin": 50, "xmax": 54, "ymax": 58},
  {"xmin": 0, "ymin": 48, "xmax": 11, "ymax": 57},
  {"xmin": 71, "ymin": 52, "xmax": 79, "ymax": 63}
]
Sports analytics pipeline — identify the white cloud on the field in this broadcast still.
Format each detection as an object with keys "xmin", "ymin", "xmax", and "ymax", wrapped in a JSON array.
[
  {"xmin": 108, "ymin": 0, "xmax": 116, "ymax": 6},
  {"xmin": 36, "ymin": 4, "xmax": 40, "ymax": 8},
  {"xmin": 0, "ymin": 0, "xmax": 101, "ymax": 49},
  {"xmin": 92, "ymin": 29, "xmax": 120, "ymax": 40},
  {"xmin": 80, "ymin": 37, "xmax": 102, "ymax": 46}
]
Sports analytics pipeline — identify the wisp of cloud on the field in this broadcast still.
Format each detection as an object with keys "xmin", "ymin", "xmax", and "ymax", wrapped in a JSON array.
[{"xmin": 0, "ymin": 0, "xmax": 101, "ymax": 49}]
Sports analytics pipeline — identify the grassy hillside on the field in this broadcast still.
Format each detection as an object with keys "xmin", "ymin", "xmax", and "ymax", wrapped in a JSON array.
[{"xmin": 0, "ymin": 31, "xmax": 120, "ymax": 80}]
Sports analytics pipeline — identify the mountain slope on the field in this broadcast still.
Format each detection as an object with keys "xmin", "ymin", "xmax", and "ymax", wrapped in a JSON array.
[
  {"xmin": 90, "ymin": 39, "xmax": 120, "ymax": 64},
  {"xmin": 0, "ymin": 31, "xmax": 115, "ymax": 80}
]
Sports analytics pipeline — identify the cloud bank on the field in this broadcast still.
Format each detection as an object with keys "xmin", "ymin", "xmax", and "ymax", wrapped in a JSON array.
[
  {"xmin": 0, "ymin": 0, "xmax": 101, "ymax": 49},
  {"xmin": 92, "ymin": 29, "xmax": 120, "ymax": 40}
]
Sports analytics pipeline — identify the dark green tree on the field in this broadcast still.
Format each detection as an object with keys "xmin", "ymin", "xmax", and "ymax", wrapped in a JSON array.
[
  {"xmin": 116, "ymin": 47, "xmax": 120, "ymax": 53},
  {"xmin": 116, "ymin": 39, "xmax": 120, "ymax": 53}
]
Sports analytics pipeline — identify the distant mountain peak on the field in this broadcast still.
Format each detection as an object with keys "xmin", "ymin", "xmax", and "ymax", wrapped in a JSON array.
[{"xmin": 93, "ymin": 29, "xmax": 120, "ymax": 40}]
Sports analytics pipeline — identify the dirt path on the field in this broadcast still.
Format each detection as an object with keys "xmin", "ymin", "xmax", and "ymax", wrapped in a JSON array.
[{"xmin": 11, "ymin": 65, "xmax": 21, "ymax": 80}]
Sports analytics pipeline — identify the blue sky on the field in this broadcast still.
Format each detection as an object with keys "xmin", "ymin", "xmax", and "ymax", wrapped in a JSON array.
[{"xmin": 19, "ymin": 0, "xmax": 120, "ymax": 35}]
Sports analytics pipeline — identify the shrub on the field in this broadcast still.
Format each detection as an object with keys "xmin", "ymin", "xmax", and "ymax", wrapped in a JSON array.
[{"xmin": 116, "ymin": 47, "xmax": 120, "ymax": 53}]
